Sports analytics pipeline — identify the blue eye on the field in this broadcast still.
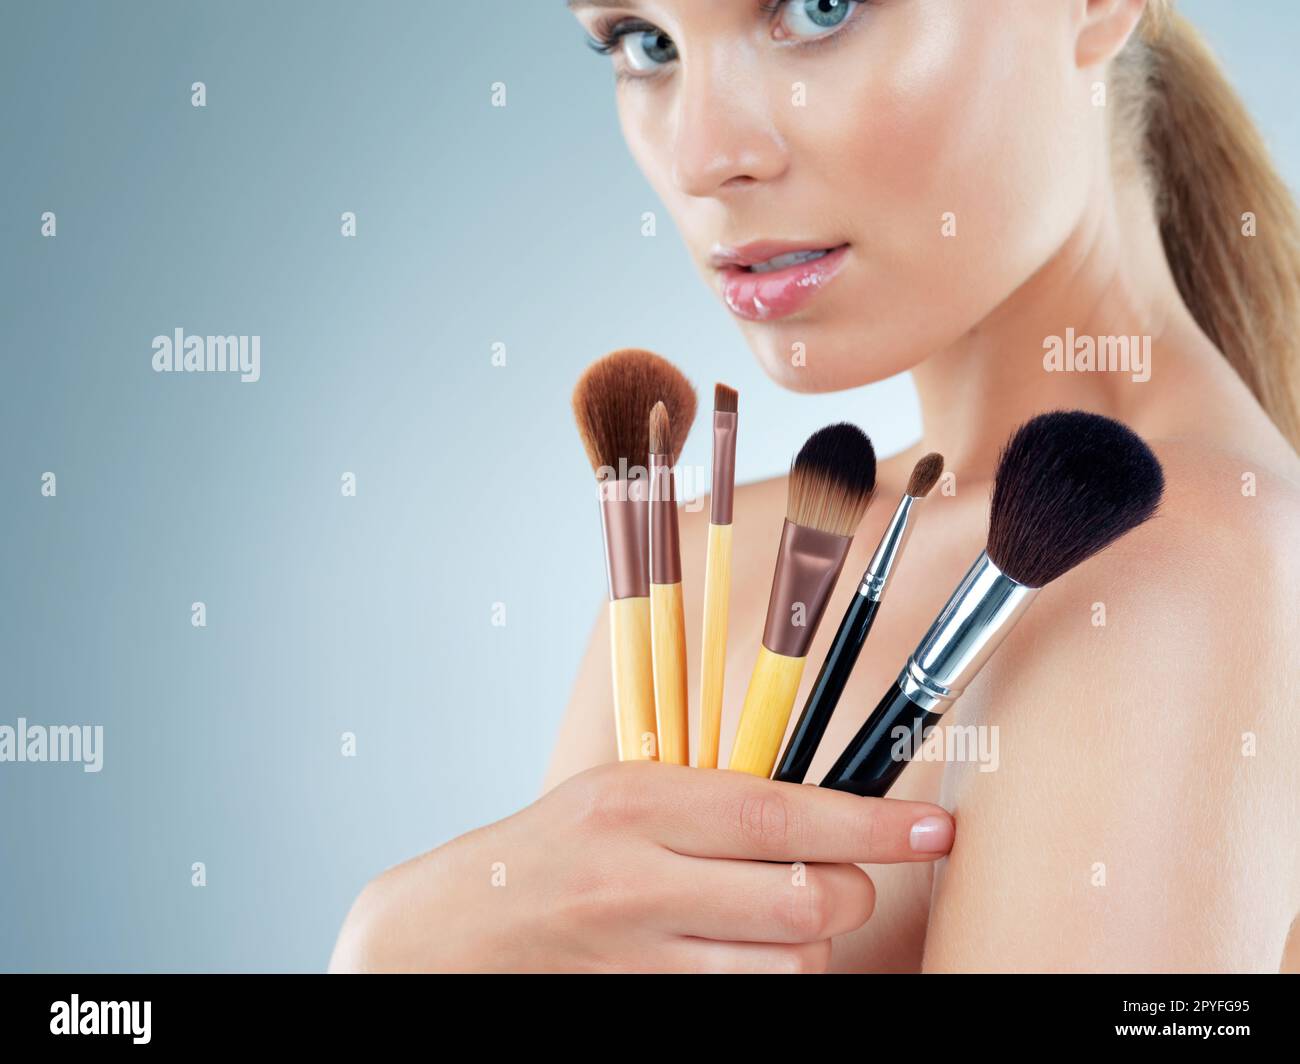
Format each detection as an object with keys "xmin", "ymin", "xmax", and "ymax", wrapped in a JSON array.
[
  {"xmin": 779, "ymin": 0, "xmax": 859, "ymax": 39},
  {"xmin": 587, "ymin": 20, "xmax": 678, "ymax": 77},
  {"xmin": 585, "ymin": 2, "xmax": 862, "ymax": 77},
  {"xmin": 621, "ymin": 28, "xmax": 678, "ymax": 72}
]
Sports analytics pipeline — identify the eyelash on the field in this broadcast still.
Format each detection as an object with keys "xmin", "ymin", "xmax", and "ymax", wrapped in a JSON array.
[
  {"xmin": 585, "ymin": 18, "xmax": 655, "ymax": 57},
  {"xmin": 585, "ymin": 1, "xmax": 869, "ymax": 60}
]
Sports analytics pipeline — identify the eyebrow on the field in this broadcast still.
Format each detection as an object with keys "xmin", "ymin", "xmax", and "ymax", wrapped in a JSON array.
[{"xmin": 567, "ymin": 0, "xmax": 641, "ymax": 11}]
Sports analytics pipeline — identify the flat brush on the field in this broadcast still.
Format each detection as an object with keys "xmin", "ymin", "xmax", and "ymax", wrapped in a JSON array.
[
  {"xmin": 775, "ymin": 453, "xmax": 944, "ymax": 784},
  {"xmin": 649, "ymin": 401, "xmax": 695, "ymax": 765},
  {"xmin": 573, "ymin": 349, "xmax": 697, "ymax": 762},
  {"xmin": 728, "ymin": 424, "xmax": 877, "ymax": 778},
  {"xmin": 822, "ymin": 411, "xmax": 1164, "ymax": 797},
  {"xmin": 698, "ymin": 383, "xmax": 738, "ymax": 768}
]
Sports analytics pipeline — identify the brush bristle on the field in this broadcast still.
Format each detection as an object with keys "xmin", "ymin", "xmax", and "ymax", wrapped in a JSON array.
[
  {"xmin": 648, "ymin": 401, "xmax": 671, "ymax": 457},
  {"xmin": 907, "ymin": 453, "xmax": 944, "ymax": 498},
  {"xmin": 714, "ymin": 383, "xmax": 739, "ymax": 415},
  {"xmin": 787, "ymin": 423, "xmax": 877, "ymax": 537},
  {"xmin": 987, "ymin": 411, "xmax": 1164, "ymax": 588},
  {"xmin": 572, "ymin": 349, "xmax": 697, "ymax": 474}
]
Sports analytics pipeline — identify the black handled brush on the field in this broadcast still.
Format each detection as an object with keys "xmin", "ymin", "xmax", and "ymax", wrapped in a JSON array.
[{"xmin": 821, "ymin": 411, "xmax": 1164, "ymax": 797}]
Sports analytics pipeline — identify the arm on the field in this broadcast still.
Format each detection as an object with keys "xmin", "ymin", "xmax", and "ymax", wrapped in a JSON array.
[{"xmin": 922, "ymin": 489, "xmax": 1300, "ymax": 972}]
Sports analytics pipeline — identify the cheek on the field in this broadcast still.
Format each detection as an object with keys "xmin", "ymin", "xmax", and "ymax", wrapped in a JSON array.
[
  {"xmin": 609, "ymin": 2, "xmax": 1093, "ymax": 394},
  {"xmin": 618, "ymin": 90, "xmax": 679, "ymax": 206},
  {"xmin": 759, "ymin": 4, "xmax": 1086, "ymax": 387},
  {"xmin": 786, "ymin": 3, "xmax": 1089, "ymax": 371}
]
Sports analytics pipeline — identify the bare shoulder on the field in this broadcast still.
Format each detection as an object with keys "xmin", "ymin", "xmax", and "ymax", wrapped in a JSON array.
[
  {"xmin": 1142, "ymin": 436, "xmax": 1300, "ymax": 573},
  {"xmin": 1087, "ymin": 436, "xmax": 1300, "ymax": 643},
  {"xmin": 991, "ymin": 434, "xmax": 1300, "ymax": 739},
  {"xmin": 923, "ymin": 437, "xmax": 1300, "ymax": 972},
  {"xmin": 1094, "ymin": 438, "xmax": 1300, "ymax": 689}
]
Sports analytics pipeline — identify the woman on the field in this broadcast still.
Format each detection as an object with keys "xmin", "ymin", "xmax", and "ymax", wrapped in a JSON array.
[{"xmin": 332, "ymin": 0, "xmax": 1300, "ymax": 972}]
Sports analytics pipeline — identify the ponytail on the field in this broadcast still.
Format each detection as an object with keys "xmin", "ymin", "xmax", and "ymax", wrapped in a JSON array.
[{"xmin": 1122, "ymin": 2, "xmax": 1300, "ymax": 451}]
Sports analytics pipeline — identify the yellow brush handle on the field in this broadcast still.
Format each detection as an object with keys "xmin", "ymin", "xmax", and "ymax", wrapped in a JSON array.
[
  {"xmin": 729, "ymin": 645, "xmax": 806, "ymax": 777},
  {"xmin": 609, "ymin": 596, "xmax": 658, "ymax": 761},
  {"xmin": 651, "ymin": 582, "xmax": 690, "ymax": 765},
  {"xmin": 698, "ymin": 522, "xmax": 732, "ymax": 769}
]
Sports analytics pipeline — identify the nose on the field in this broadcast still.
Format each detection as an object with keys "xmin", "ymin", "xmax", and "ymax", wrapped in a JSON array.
[{"xmin": 670, "ymin": 53, "xmax": 789, "ymax": 198}]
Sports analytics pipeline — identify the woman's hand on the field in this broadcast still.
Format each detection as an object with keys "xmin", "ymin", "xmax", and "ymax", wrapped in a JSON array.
[{"xmin": 330, "ymin": 762, "xmax": 954, "ymax": 973}]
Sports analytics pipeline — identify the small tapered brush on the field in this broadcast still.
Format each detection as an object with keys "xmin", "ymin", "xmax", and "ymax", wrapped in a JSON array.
[
  {"xmin": 775, "ymin": 452, "xmax": 944, "ymax": 784},
  {"xmin": 698, "ymin": 383, "xmax": 738, "ymax": 768},
  {"xmin": 822, "ymin": 411, "xmax": 1164, "ymax": 797},
  {"xmin": 728, "ymin": 424, "xmax": 877, "ymax": 778},
  {"xmin": 572, "ymin": 349, "xmax": 697, "ymax": 762},
  {"xmin": 649, "ymin": 401, "xmax": 695, "ymax": 765}
]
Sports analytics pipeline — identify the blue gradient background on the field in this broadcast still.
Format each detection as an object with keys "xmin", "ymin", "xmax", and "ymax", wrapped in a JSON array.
[{"xmin": 1, "ymin": 1, "xmax": 1296, "ymax": 972}]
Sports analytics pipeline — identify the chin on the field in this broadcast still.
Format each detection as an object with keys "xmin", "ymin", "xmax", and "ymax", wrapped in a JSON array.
[{"xmin": 740, "ymin": 317, "xmax": 924, "ymax": 395}]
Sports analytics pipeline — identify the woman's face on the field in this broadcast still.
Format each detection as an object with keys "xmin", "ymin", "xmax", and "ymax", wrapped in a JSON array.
[{"xmin": 569, "ymin": 0, "xmax": 1100, "ymax": 392}]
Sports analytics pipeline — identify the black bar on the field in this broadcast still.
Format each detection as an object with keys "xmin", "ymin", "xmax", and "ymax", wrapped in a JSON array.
[{"xmin": 0, "ymin": 973, "xmax": 1287, "ymax": 1049}]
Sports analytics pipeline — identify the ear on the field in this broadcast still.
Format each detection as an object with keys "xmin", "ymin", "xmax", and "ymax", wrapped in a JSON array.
[{"xmin": 1075, "ymin": 0, "xmax": 1147, "ymax": 68}]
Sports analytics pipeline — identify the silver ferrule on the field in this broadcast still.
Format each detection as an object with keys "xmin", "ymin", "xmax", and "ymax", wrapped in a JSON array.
[
  {"xmin": 859, "ymin": 494, "xmax": 915, "ymax": 602},
  {"xmin": 897, "ymin": 551, "xmax": 1038, "ymax": 713}
]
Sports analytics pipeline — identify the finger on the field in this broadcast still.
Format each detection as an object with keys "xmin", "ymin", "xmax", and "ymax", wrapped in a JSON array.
[
  {"xmin": 646, "ymin": 852, "xmax": 875, "ymax": 944},
  {"xmin": 615, "ymin": 762, "xmax": 954, "ymax": 864},
  {"xmin": 671, "ymin": 937, "xmax": 833, "ymax": 974}
]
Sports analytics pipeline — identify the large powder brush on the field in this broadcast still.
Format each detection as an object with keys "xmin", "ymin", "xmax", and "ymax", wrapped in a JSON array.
[{"xmin": 822, "ymin": 410, "xmax": 1164, "ymax": 797}]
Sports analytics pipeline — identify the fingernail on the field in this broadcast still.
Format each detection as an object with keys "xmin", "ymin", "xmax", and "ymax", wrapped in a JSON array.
[{"xmin": 909, "ymin": 815, "xmax": 954, "ymax": 854}]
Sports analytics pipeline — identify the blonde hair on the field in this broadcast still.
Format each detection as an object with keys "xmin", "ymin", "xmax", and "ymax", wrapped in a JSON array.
[{"xmin": 1116, "ymin": 1, "xmax": 1300, "ymax": 450}]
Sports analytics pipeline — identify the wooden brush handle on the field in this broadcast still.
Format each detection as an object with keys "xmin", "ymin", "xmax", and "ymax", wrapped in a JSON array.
[
  {"xmin": 651, "ymin": 581, "xmax": 690, "ymax": 765},
  {"xmin": 697, "ymin": 522, "xmax": 732, "ymax": 768},
  {"xmin": 729, "ymin": 645, "xmax": 807, "ymax": 777},
  {"xmin": 609, "ymin": 596, "xmax": 658, "ymax": 761}
]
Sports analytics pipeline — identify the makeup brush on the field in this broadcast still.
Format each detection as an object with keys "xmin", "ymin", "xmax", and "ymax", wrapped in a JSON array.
[
  {"xmin": 573, "ymin": 350, "xmax": 697, "ymax": 762},
  {"xmin": 728, "ymin": 424, "xmax": 877, "ymax": 778},
  {"xmin": 774, "ymin": 452, "xmax": 944, "ymax": 784},
  {"xmin": 649, "ymin": 401, "xmax": 695, "ymax": 765},
  {"xmin": 822, "ymin": 411, "xmax": 1164, "ymax": 797},
  {"xmin": 698, "ymin": 383, "xmax": 739, "ymax": 769}
]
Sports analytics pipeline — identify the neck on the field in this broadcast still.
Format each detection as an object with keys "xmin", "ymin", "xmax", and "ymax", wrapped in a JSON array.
[{"xmin": 911, "ymin": 170, "xmax": 1222, "ymax": 479}]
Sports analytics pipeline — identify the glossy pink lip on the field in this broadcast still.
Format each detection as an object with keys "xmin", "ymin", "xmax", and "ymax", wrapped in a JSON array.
[{"xmin": 712, "ymin": 243, "xmax": 850, "ymax": 322}]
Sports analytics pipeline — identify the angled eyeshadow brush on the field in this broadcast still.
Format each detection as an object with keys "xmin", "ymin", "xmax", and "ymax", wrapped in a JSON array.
[{"xmin": 698, "ymin": 383, "xmax": 738, "ymax": 768}]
